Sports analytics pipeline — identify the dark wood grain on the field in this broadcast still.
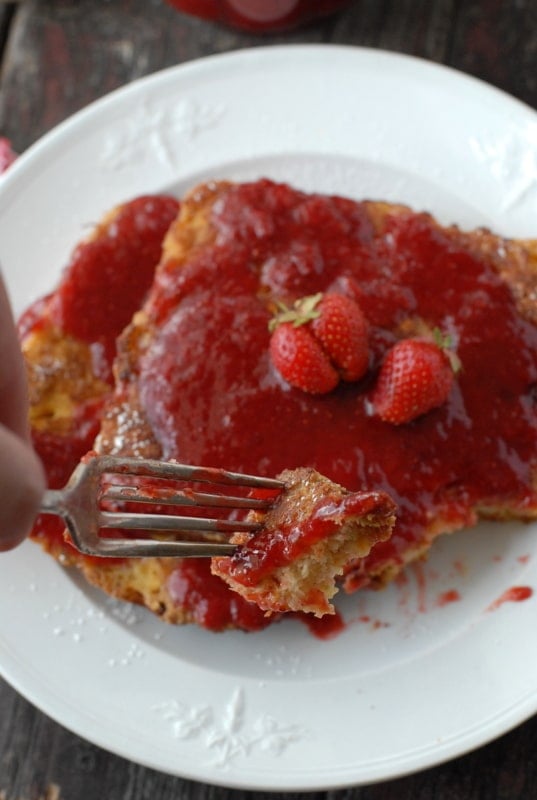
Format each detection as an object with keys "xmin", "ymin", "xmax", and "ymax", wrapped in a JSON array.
[
  {"xmin": 0, "ymin": 5, "xmax": 13, "ymax": 60},
  {"xmin": 1, "ymin": 0, "xmax": 537, "ymax": 797},
  {"xmin": 450, "ymin": 0, "xmax": 537, "ymax": 109}
]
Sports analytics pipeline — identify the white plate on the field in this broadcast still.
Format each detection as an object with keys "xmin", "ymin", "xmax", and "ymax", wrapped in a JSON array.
[{"xmin": 1, "ymin": 45, "xmax": 537, "ymax": 791}]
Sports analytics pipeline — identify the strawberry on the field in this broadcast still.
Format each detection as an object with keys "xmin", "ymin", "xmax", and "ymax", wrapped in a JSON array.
[
  {"xmin": 369, "ymin": 333, "xmax": 459, "ymax": 424},
  {"xmin": 269, "ymin": 323, "xmax": 339, "ymax": 394},
  {"xmin": 311, "ymin": 292, "xmax": 369, "ymax": 381},
  {"xmin": 268, "ymin": 292, "xmax": 369, "ymax": 394}
]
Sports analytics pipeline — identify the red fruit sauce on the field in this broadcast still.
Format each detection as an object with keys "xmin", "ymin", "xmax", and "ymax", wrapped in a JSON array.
[
  {"xmin": 217, "ymin": 492, "xmax": 390, "ymax": 586},
  {"xmin": 165, "ymin": 0, "xmax": 351, "ymax": 33},
  {"xmin": 436, "ymin": 589, "xmax": 461, "ymax": 608},
  {"xmin": 299, "ymin": 609, "xmax": 346, "ymax": 639},
  {"xmin": 488, "ymin": 586, "xmax": 533, "ymax": 611},
  {"xmin": 48, "ymin": 195, "xmax": 180, "ymax": 380},
  {"xmin": 23, "ymin": 179, "xmax": 537, "ymax": 634},
  {"xmin": 23, "ymin": 195, "xmax": 179, "ymax": 559},
  {"xmin": 166, "ymin": 560, "xmax": 271, "ymax": 631},
  {"xmin": 137, "ymin": 179, "xmax": 537, "ymax": 625}
]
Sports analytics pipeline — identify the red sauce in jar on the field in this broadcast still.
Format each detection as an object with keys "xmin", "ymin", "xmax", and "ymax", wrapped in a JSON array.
[{"xmin": 165, "ymin": 0, "xmax": 351, "ymax": 33}]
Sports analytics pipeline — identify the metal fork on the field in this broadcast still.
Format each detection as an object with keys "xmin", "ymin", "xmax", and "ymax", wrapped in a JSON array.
[{"xmin": 39, "ymin": 455, "xmax": 283, "ymax": 558}]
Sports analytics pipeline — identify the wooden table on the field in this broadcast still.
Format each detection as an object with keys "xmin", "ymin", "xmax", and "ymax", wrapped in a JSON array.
[{"xmin": 1, "ymin": 1, "xmax": 537, "ymax": 797}]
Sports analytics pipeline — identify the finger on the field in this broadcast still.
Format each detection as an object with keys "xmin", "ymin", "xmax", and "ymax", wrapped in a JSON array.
[
  {"xmin": 0, "ymin": 425, "xmax": 45, "ymax": 551},
  {"xmin": 0, "ymin": 271, "xmax": 30, "ymax": 440}
]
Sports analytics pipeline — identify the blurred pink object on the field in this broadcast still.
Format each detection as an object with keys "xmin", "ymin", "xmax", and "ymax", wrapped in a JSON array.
[
  {"xmin": 165, "ymin": 0, "xmax": 351, "ymax": 32},
  {"xmin": 0, "ymin": 138, "xmax": 17, "ymax": 173}
]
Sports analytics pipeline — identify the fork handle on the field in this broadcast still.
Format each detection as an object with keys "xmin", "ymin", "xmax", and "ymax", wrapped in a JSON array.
[{"xmin": 39, "ymin": 489, "xmax": 68, "ymax": 518}]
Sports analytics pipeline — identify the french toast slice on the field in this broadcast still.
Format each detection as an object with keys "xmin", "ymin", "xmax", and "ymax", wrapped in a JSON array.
[{"xmin": 22, "ymin": 178, "xmax": 537, "ymax": 632}]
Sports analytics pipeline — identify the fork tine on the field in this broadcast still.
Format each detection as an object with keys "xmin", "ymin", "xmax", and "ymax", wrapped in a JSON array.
[
  {"xmin": 99, "ymin": 511, "xmax": 261, "ymax": 534},
  {"xmin": 101, "ymin": 486, "xmax": 274, "ymax": 510},
  {"xmin": 98, "ymin": 455, "xmax": 283, "ymax": 490},
  {"xmin": 40, "ymin": 455, "xmax": 283, "ymax": 559},
  {"xmin": 91, "ymin": 540, "xmax": 237, "ymax": 558}
]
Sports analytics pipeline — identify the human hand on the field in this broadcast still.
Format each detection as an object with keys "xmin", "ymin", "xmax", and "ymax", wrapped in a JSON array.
[{"xmin": 0, "ymin": 273, "xmax": 45, "ymax": 551}]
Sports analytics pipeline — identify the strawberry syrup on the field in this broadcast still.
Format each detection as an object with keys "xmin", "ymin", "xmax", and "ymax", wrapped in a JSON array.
[
  {"xmin": 138, "ymin": 180, "xmax": 537, "ymax": 606},
  {"xmin": 436, "ymin": 589, "xmax": 462, "ymax": 608},
  {"xmin": 487, "ymin": 586, "xmax": 534, "ymax": 611},
  {"xmin": 22, "ymin": 195, "xmax": 179, "ymax": 560}
]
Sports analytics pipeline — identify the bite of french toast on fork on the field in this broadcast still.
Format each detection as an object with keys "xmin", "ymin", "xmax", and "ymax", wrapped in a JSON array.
[{"xmin": 212, "ymin": 468, "xmax": 396, "ymax": 617}]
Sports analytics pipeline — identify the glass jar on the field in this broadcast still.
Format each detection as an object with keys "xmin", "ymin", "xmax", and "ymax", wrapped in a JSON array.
[{"xmin": 165, "ymin": 0, "xmax": 352, "ymax": 33}]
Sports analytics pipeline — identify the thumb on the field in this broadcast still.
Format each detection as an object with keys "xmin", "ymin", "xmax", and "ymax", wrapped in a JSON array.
[{"xmin": 0, "ymin": 425, "xmax": 46, "ymax": 551}]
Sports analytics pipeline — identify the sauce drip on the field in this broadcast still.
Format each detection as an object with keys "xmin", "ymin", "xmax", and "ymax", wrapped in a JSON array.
[
  {"xmin": 166, "ymin": 560, "xmax": 273, "ymax": 631},
  {"xmin": 488, "ymin": 586, "xmax": 533, "ymax": 611},
  {"xmin": 297, "ymin": 610, "xmax": 346, "ymax": 640},
  {"xmin": 436, "ymin": 589, "xmax": 462, "ymax": 608}
]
